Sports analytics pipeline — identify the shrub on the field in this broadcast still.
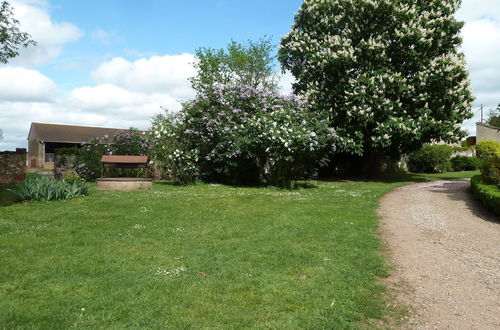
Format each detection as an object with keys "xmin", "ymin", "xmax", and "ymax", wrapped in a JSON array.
[
  {"xmin": 10, "ymin": 176, "xmax": 88, "ymax": 201},
  {"xmin": 150, "ymin": 86, "xmax": 336, "ymax": 187},
  {"xmin": 74, "ymin": 137, "xmax": 110, "ymax": 181},
  {"xmin": 63, "ymin": 172, "xmax": 83, "ymax": 185},
  {"xmin": 74, "ymin": 128, "xmax": 150, "ymax": 182},
  {"xmin": 450, "ymin": 156, "xmax": 481, "ymax": 171},
  {"xmin": 470, "ymin": 175, "xmax": 500, "ymax": 215},
  {"xmin": 476, "ymin": 140, "xmax": 500, "ymax": 160},
  {"xmin": 408, "ymin": 144, "xmax": 453, "ymax": 173},
  {"xmin": 112, "ymin": 128, "xmax": 150, "ymax": 156},
  {"xmin": 481, "ymin": 156, "xmax": 500, "ymax": 187}
]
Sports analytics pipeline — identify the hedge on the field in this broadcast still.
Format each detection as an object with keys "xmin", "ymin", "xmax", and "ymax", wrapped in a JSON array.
[
  {"xmin": 476, "ymin": 140, "xmax": 500, "ymax": 160},
  {"xmin": 470, "ymin": 175, "xmax": 500, "ymax": 216},
  {"xmin": 408, "ymin": 144, "xmax": 453, "ymax": 173},
  {"xmin": 450, "ymin": 156, "xmax": 481, "ymax": 171}
]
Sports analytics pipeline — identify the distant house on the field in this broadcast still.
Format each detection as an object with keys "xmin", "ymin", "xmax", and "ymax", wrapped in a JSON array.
[
  {"xmin": 27, "ymin": 123, "xmax": 143, "ymax": 169},
  {"xmin": 476, "ymin": 122, "xmax": 500, "ymax": 144}
]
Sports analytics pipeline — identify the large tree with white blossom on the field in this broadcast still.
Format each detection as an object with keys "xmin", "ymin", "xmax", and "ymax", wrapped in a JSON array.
[{"xmin": 279, "ymin": 0, "xmax": 474, "ymax": 166}]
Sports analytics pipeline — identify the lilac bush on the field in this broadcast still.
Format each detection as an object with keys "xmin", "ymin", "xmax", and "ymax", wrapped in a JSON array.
[
  {"xmin": 151, "ymin": 84, "xmax": 336, "ymax": 186},
  {"xmin": 74, "ymin": 128, "xmax": 150, "ymax": 181}
]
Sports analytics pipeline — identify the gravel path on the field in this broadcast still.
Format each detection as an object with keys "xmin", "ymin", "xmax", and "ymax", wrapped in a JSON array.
[{"xmin": 379, "ymin": 179, "xmax": 500, "ymax": 329}]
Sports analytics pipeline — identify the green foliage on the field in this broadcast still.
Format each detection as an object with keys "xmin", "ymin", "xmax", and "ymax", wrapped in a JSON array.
[
  {"xmin": 9, "ymin": 176, "xmax": 88, "ymax": 201},
  {"xmin": 150, "ymin": 112, "xmax": 200, "ymax": 185},
  {"xmin": 0, "ymin": 1, "xmax": 37, "ymax": 63},
  {"xmin": 191, "ymin": 38, "xmax": 277, "ymax": 92},
  {"xmin": 74, "ymin": 137, "xmax": 110, "ymax": 181},
  {"xmin": 63, "ymin": 172, "xmax": 83, "ymax": 185},
  {"xmin": 408, "ymin": 144, "xmax": 453, "ymax": 173},
  {"xmin": 450, "ymin": 156, "xmax": 480, "ymax": 172},
  {"xmin": 480, "ymin": 156, "xmax": 500, "ymax": 187},
  {"xmin": 476, "ymin": 140, "xmax": 500, "ymax": 160},
  {"xmin": 471, "ymin": 175, "xmax": 500, "ymax": 215},
  {"xmin": 74, "ymin": 129, "xmax": 150, "ymax": 181},
  {"xmin": 486, "ymin": 105, "xmax": 500, "ymax": 128},
  {"xmin": 279, "ymin": 0, "xmax": 474, "ymax": 159},
  {"xmin": 54, "ymin": 147, "xmax": 78, "ymax": 155}
]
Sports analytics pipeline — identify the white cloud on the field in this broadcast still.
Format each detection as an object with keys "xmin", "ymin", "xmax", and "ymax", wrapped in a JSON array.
[
  {"xmin": 0, "ymin": 67, "xmax": 56, "ymax": 101},
  {"xmin": 456, "ymin": 0, "xmax": 500, "ymax": 22},
  {"xmin": 7, "ymin": 0, "xmax": 83, "ymax": 67},
  {"xmin": 458, "ymin": 0, "xmax": 500, "ymax": 135},
  {"xmin": 91, "ymin": 29, "xmax": 115, "ymax": 46},
  {"xmin": 91, "ymin": 54, "xmax": 197, "ymax": 99}
]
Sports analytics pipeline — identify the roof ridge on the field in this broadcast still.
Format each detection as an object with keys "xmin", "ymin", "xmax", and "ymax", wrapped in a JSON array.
[{"xmin": 31, "ymin": 122, "xmax": 131, "ymax": 131}]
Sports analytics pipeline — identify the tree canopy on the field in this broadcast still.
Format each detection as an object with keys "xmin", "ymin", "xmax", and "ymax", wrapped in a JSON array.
[
  {"xmin": 279, "ymin": 0, "xmax": 474, "ymax": 160},
  {"xmin": 0, "ymin": 0, "xmax": 36, "ymax": 64},
  {"xmin": 486, "ymin": 104, "xmax": 500, "ymax": 128}
]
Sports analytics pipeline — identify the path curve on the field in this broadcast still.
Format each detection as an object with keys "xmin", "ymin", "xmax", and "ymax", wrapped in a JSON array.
[{"xmin": 379, "ymin": 179, "xmax": 500, "ymax": 329}]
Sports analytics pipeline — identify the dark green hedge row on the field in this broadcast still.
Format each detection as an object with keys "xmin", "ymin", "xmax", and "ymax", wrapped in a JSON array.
[{"xmin": 470, "ymin": 175, "xmax": 500, "ymax": 216}]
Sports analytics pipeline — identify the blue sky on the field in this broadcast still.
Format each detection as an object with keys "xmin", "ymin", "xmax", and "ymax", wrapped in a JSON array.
[
  {"xmin": 1, "ymin": 0, "xmax": 499, "ymax": 150},
  {"xmin": 39, "ymin": 0, "xmax": 302, "ymax": 90}
]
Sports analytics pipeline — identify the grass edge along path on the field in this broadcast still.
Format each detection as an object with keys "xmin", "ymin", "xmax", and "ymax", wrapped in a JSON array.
[{"xmin": 0, "ymin": 171, "xmax": 478, "ymax": 329}]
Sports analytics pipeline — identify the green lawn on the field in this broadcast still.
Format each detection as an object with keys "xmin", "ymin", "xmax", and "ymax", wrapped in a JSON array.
[{"xmin": 0, "ymin": 171, "xmax": 478, "ymax": 329}]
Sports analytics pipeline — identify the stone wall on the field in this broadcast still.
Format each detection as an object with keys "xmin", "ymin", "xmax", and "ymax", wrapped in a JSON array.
[{"xmin": 0, "ymin": 148, "xmax": 26, "ymax": 184}]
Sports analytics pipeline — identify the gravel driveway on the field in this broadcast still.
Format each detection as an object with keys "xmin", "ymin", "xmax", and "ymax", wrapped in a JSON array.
[{"xmin": 379, "ymin": 179, "xmax": 500, "ymax": 329}]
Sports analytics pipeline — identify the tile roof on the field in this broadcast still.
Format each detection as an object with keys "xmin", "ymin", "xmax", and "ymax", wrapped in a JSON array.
[{"xmin": 29, "ymin": 122, "xmax": 148, "ymax": 143}]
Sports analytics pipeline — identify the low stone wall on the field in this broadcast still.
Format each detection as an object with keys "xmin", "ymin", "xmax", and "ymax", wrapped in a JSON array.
[{"xmin": 0, "ymin": 148, "xmax": 26, "ymax": 184}]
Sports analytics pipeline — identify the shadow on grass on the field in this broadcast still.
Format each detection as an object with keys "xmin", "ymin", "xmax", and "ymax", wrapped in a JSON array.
[
  {"xmin": 321, "ymin": 171, "xmax": 480, "ymax": 184},
  {"xmin": 153, "ymin": 179, "xmax": 320, "ymax": 190},
  {"xmin": 0, "ymin": 184, "xmax": 20, "ymax": 207}
]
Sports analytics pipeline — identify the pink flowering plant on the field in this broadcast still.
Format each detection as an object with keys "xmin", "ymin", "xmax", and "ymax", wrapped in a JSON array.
[
  {"xmin": 112, "ymin": 129, "xmax": 150, "ymax": 156},
  {"xmin": 74, "ymin": 128, "xmax": 150, "ymax": 181}
]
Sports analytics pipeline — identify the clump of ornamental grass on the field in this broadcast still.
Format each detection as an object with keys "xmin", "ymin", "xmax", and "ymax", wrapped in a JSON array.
[{"xmin": 10, "ymin": 176, "xmax": 88, "ymax": 201}]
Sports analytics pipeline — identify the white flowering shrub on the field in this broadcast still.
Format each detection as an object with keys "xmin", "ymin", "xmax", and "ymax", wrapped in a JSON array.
[
  {"xmin": 150, "ymin": 112, "xmax": 200, "ymax": 184},
  {"xmin": 279, "ymin": 0, "xmax": 474, "ymax": 162},
  {"xmin": 151, "ymin": 85, "xmax": 335, "ymax": 186}
]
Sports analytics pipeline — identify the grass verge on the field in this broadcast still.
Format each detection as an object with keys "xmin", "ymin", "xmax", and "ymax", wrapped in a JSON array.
[{"xmin": 0, "ymin": 171, "xmax": 478, "ymax": 328}]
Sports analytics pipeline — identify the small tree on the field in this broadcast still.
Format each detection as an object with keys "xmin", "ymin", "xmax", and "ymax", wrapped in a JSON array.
[
  {"xmin": 279, "ymin": 0, "xmax": 474, "ymax": 167},
  {"xmin": 486, "ymin": 105, "xmax": 500, "ymax": 128},
  {"xmin": 0, "ymin": 1, "xmax": 36, "ymax": 63}
]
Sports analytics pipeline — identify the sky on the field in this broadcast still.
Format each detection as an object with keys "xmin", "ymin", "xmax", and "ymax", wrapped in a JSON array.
[{"xmin": 0, "ymin": 0, "xmax": 499, "ymax": 150}]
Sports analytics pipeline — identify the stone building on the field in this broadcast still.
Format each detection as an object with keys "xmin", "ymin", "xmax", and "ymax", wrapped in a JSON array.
[
  {"xmin": 476, "ymin": 122, "xmax": 500, "ymax": 144},
  {"xmin": 27, "ymin": 123, "xmax": 130, "ymax": 169}
]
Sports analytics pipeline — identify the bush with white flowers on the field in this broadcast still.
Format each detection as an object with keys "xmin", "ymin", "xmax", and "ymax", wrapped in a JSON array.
[{"xmin": 151, "ymin": 84, "xmax": 335, "ymax": 186}]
